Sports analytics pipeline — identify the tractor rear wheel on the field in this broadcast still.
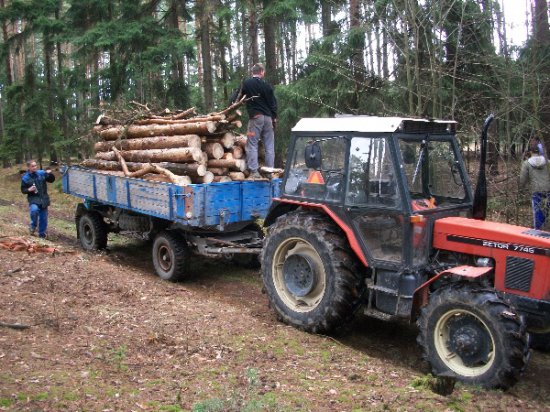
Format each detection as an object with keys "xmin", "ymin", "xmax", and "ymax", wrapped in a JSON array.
[
  {"xmin": 417, "ymin": 283, "xmax": 529, "ymax": 389},
  {"xmin": 262, "ymin": 211, "xmax": 365, "ymax": 334},
  {"xmin": 152, "ymin": 231, "xmax": 189, "ymax": 281}
]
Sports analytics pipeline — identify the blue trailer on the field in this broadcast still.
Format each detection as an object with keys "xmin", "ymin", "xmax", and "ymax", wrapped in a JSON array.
[{"xmin": 62, "ymin": 165, "xmax": 280, "ymax": 280}]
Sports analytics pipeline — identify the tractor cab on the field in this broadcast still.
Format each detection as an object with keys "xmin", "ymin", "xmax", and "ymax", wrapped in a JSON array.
[{"xmin": 279, "ymin": 116, "xmax": 472, "ymax": 271}]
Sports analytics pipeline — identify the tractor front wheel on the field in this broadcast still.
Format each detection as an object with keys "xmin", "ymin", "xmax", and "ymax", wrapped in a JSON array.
[
  {"xmin": 262, "ymin": 211, "xmax": 365, "ymax": 334},
  {"xmin": 417, "ymin": 283, "xmax": 529, "ymax": 389}
]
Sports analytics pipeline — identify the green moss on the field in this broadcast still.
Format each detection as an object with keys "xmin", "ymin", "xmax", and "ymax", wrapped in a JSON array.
[{"xmin": 0, "ymin": 398, "xmax": 13, "ymax": 407}]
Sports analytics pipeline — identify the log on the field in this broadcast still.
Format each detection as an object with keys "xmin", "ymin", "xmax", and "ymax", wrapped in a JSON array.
[
  {"xmin": 234, "ymin": 134, "xmax": 247, "ymax": 148},
  {"xmin": 204, "ymin": 142, "xmax": 224, "ymax": 160},
  {"xmin": 193, "ymin": 171, "xmax": 215, "ymax": 184},
  {"xmin": 99, "ymin": 121, "xmax": 217, "ymax": 140},
  {"xmin": 216, "ymin": 95, "xmax": 247, "ymax": 116},
  {"xmin": 95, "ymin": 147, "xmax": 203, "ymax": 163},
  {"xmin": 207, "ymin": 158, "xmax": 246, "ymax": 172},
  {"xmin": 259, "ymin": 166, "xmax": 285, "ymax": 174},
  {"xmin": 96, "ymin": 114, "xmax": 121, "ymax": 126},
  {"xmin": 228, "ymin": 172, "xmax": 245, "ymax": 181},
  {"xmin": 81, "ymin": 159, "xmax": 207, "ymax": 176},
  {"xmin": 94, "ymin": 134, "xmax": 202, "ymax": 152},
  {"xmin": 213, "ymin": 176, "xmax": 232, "ymax": 183},
  {"xmin": 199, "ymin": 152, "xmax": 208, "ymax": 165},
  {"xmin": 133, "ymin": 114, "xmax": 226, "ymax": 126},
  {"xmin": 208, "ymin": 167, "xmax": 229, "ymax": 175},
  {"xmin": 112, "ymin": 147, "xmax": 190, "ymax": 186},
  {"xmin": 221, "ymin": 152, "xmax": 233, "ymax": 160},
  {"xmin": 230, "ymin": 146, "xmax": 243, "ymax": 159},
  {"xmin": 143, "ymin": 174, "xmax": 192, "ymax": 185},
  {"xmin": 202, "ymin": 132, "xmax": 235, "ymax": 149}
]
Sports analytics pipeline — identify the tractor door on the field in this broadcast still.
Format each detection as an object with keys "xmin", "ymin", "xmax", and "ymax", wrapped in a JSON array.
[{"xmin": 345, "ymin": 136, "xmax": 406, "ymax": 268}]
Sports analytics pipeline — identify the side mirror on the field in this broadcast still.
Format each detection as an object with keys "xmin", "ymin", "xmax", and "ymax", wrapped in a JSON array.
[{"xmin": 305, "ymin": 141, "xmax": 322, "ymax": 169}]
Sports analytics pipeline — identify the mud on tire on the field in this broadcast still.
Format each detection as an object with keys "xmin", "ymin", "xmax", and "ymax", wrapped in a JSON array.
[
  {"xmin": 417, "ymin": 283, "xmax": 529, "ymax": 389},
  {"xmin": 152, "ymin": 230, "xmax": 189, "ymax": 282},
  {"xmin": 261, "ymin": 211, "xmax": 365, "ymax": 334}
]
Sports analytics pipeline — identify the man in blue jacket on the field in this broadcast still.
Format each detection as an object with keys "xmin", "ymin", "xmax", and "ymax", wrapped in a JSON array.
[{"xmin": 21, "ymin": 160, "xmax": 55, "ymax": 238}]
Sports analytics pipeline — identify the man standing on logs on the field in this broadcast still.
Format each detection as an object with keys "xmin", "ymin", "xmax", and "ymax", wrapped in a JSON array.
[{"xmin": 241, "ymin": 63, "xmax": 277, "ymax": 179}]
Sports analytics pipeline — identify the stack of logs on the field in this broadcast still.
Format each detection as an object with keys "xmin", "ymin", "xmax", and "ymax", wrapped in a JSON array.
[{"xmin": 80, "ymin": 97, "xmax": 280, "ymax": 185}]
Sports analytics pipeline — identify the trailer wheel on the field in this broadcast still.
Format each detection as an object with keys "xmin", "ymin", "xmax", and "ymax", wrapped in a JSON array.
[
  {"xmin": 152, "ymin": 231, "xmax": 189, "ymax": 281},
  {"xmin": 262, "ymin": 211, "xmax": 365, "ymax": 334},
  {"xmin": 77, "ymin": 212, "xmax": 108, "ymax": 250},
  {"xmin": 417, "ymin": 283, "xmax": 529, "ymax": 389}
]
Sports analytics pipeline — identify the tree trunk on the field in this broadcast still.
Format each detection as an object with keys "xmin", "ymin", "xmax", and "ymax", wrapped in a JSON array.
[
  {"xmin": 94, "ymin": 134, "xmax": 202, "ymax": 152},
  {"xmin": 247, "ymin": 0, "xmax": 259, "ymax": 64},
  {"xmin": 95, "ymin": 147, "xmax": 203, "ymax": 163},
  {"xmin": 99, "ymin": 122, "xmax": 217, "ymax": 140},
  {"xmin": 263, "ymin": 0, "xmax": 279, "ymax": 85},
  {"xmin": 197, "ymin": 0, "xmax": 214, "ymax": 111}
]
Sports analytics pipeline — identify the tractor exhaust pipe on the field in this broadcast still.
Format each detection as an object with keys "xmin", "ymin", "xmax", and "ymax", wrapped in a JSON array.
[{"xmin": 472, "ymin": 113, "xmax": 494, "ymax": 220}]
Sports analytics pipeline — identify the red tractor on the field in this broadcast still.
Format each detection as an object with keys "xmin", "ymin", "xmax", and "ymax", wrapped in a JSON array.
[{"xmin": 261, "ymin": 114, "xmax": 549, "ymax": 389}]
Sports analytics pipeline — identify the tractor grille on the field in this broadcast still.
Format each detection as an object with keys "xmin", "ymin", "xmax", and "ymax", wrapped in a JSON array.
[{"xmin": 504, "ymin": 256, "xmax": 534, "ymax": 292}]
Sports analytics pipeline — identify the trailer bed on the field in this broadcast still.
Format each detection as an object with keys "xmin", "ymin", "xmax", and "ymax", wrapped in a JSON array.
[{"xmin": 62, "ymin": 166, "xmax": 280, "ymax": 229}]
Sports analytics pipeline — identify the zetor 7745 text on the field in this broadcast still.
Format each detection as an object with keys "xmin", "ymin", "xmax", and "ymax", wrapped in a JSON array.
[{"xmin": 63, "ymin": 115, "xmax": 550, "ymax": 390}]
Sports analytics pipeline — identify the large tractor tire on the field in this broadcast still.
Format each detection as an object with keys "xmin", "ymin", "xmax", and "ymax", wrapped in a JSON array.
[
  {"xmin": 77, "ymin": 212, "xmax": 108, "ymax": 250},
  {"xmin": 152, "ymin": 230, "xmax": 189, "ymax": 281},
  {"xmin": 417, "ymin": 283, "xmax": 529, "ymax": 389},
  {"xmin": 261, "ymin": 211, "xmax": 365, "ymax": 334}
]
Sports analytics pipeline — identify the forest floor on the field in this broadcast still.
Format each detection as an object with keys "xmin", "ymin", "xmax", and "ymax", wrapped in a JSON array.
[{"xmin": 0, "ymin": 165, "xmax": 549, "ymax": 412}]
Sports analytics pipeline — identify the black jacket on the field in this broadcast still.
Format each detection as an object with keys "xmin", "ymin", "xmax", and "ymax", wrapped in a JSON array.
[
  {"xmin": 21, "ymin": 170, "xmax": 55, "ymax": 207},
  {"xmin": 241, "ymin": 76, "xmax": 277, "ymax": 119}
]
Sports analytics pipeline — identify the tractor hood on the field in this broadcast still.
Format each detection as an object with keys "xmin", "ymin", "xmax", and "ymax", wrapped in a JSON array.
[{"xmin": 433, "ymin": 217, "xmax": 550, "ymax": 257}]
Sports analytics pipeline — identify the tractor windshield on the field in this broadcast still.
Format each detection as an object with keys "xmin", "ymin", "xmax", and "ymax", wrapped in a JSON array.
[{"xmin": 398, "ymin": 138, "xmax": 467, "ymax": 206}]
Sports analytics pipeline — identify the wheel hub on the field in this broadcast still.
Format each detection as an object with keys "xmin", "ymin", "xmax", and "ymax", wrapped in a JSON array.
[
  {"xmin": 448, "ymin": 315, "xmax": 491, "ymax": 366},
  {"xmin": 282, "ymin": 254, "xmax": 317, "ymax": 297}
]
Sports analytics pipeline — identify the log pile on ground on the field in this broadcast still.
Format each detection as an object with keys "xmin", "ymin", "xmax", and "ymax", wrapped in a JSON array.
[{"xmin": 81, "ymin": 99, "xmax": 283, "ymax": 185}]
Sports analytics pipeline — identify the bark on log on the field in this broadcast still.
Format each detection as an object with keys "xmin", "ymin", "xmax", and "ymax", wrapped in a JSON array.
[
  {"xmin": 81, "ymin": 159, "xmax": 206, "ymax": 176},
  {"xmin": 213, "ymin": 176, "xmax": 232, "ymax": 183},
  {"xmin": 221, "ymin": 152, "xmax": 233, "ymax": 160},
  {"xmin": 112, "ymin": 147, "xmax": 190, "ymax": 186},
  {"xmin": 204, "ymin": 142, "xmax": 224, "ymax": 160},
  {"xmin": 208, "ymin": 167, "xmax": 229, "ymax": 175},
  {"xmin": 202, "ymin": 132, "xmax": 235, "ymax": 149},
  {"xmin": 216, "ymin": 95, "xmax": 247, "ymax": 116},
  {"xmin": 95, "ymin": 147, "xmax": 203, "ymax": 163},
  {"xmin": 193, "ymin": 171, "xmax": 215, "ymax": 184},
  {"xmin": 207, "ymin": 158, "xmax": 246, "ymax": 172},
  {"xmin": 134, "ymin": 114, "xmax": 225, "ymax": 126},
  {"xmin": 228, "ymin": 172, "xmax": 245, "ymax": 181},
  {"xmin": 96, "ymin": 114, "xmax": 121, "ymax": 126},
  {"xmin": 94, "ymin": 134, "xmax": 202, "ymax": 152},
  {"xmin": 99, "ymin": 121, "xmax": 217, "ymax": 140}
]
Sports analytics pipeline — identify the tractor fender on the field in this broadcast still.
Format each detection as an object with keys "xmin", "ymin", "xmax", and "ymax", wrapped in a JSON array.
[
  {"xmin": 412, "ymin": 265, "xmax": 493, "ymax": 318},
  {"xmin": 265, "ymin": 198, "xmax": 368, "ymax": 267}
]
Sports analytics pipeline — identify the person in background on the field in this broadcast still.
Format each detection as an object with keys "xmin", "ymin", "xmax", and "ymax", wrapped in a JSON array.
[
  {"xmin": 520, "ymin": 146, "xmax": 550, "ymax": 230},
  {"xmin": 241, "ymin": 63, "xmax": 278, "ymax": 179},
  {"xmin": 21, "ymin": 160, "xmax": 55, "ymax": 238}
]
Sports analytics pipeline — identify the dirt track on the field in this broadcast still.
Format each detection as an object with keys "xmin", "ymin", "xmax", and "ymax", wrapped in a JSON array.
[{"xmin": 1, "ymin": 168, "xmax": 549, "ymax": 411}]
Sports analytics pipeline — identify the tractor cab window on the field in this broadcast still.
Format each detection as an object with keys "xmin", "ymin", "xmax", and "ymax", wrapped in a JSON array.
[
  {"xmin": 346, "ymin": 137, "xmax": 400, "ymax": 208},
  {"xmin": 284, "ymin": 135, "xmax": 347, "ymax": 202},
  {"xmin": 398, "ymin": 138, "xmax": 466, "ymax": 206}
]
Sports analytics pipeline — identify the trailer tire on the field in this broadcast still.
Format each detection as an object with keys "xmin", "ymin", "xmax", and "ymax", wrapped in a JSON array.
[
  {"xmin": 152, "ymin": 231, "xmax": 189, "ymax": 282},
  {"xmin": 77, "ymin": 212, "xmax": 108, "ymax": 250},
  {"xmin": 417, "ymin": 283, "xmax": 529, "ymax": 389},
  {"xmin": 262, "ymin": 211, "xmax": 365, "ymax": 334}
]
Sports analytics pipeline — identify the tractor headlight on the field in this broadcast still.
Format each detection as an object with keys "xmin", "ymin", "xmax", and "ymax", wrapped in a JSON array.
[{"xmin": 475, "ymin": 257, "xmax": 493, "ymax": 267}]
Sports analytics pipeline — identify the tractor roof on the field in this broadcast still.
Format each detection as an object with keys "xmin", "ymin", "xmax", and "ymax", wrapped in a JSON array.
[{"xmin": 292, "ymin": 116, "xmax": 456, "ymax": 133}]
